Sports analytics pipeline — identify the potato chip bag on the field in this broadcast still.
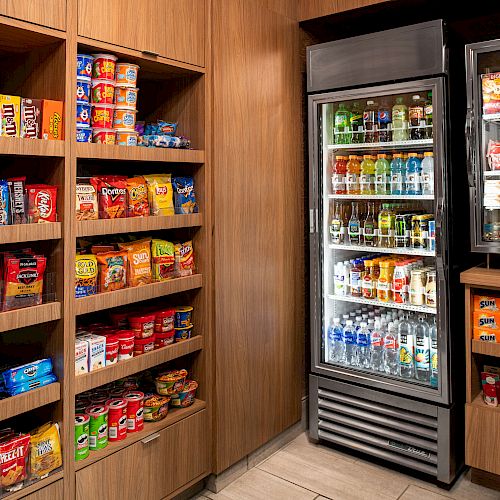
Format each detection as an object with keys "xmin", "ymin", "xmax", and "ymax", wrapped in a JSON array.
[
  {"xmin": 172, "ymin": 177, "xmax": 198, "ymax": 214},
  {"xmin": 75, "ymin": 254, "xmax": 98, "ymax": 298},
  {"xmin": 29, "ymin": 422, "xmax": 62, "ymax": 479},
  {"xmin": 91, "ymin": 175, "xmax": 127, "ymax": 219},
  {"xmin": 144, "ymin": 174, "xmax": 174, "ymax": 216},
  {"xmin": 126, "ymin": 176, "xmax": 149, "ymax": 217},
  {"xmin": 174, "ymin": 241, "xmax": 195, "ymax": 277},
  {"xmin": 96, "ymin": 250, "xmax": 127, "ymax": 292},
  {"xmin": 0, "ymin": 433, "xmax": 29, "ymax": 491},
  {"xmin": 118, "ymin": 238, "xmax": 152, "ymax": 287},
  {"xmin": 151, "ymin": 239, "xmax": 175, "ymax": 281}
]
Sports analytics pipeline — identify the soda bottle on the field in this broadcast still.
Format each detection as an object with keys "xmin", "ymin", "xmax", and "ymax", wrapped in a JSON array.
[
  {"xmin": 424, "ymin": 91, "xmax": 433, "ymax": 139},
  {"xmin": 363, "ymin": 100, "xmax": 378, "ymax": 143},
  {"xmin": 399, "ymin": 314, "xmax": 415, "ymax": 378},
  {"xmin": 334, "ymin": 103, "xmax": 351, "ymax": 144},
  {"xmin": 405, "ymin": 153, "xmax": 422, "ymax": 195},
  {"xmin": 392, "ymin": 96, "xmax": 409, "ymax": 141},
  {"xmin": 374, "ymin": 154, "xmax": 391, "ymax": 195},
  {"xmin": 350, "ymin": 258, "xmax": 363, "ymax": 297},
  {"xmin": 421, "ymin": 152, "xmax": 434, "ymax": 195},
  {"xmin": 370, "ymin": 319, "xmax": 384, "ymax": 372},
  {"xmin": 331, "ymin": 155, "xmax": 347, "ymax": 194},
  {"xmin": 350, "ymin": 101, "xmax": 364, "ymax": 144},
  {"xmin": 343, "ymin": 320, "xmax": 357, "ymax": 366},
  {"xmin": 384, "ymin": 321, "xmax": 399, "ymax": 376},
  {"xmin": 430, "ymin": 317, "xmax": 438, "ymax": 387},
  {"xmin": 332, "ymin": 317, "xmax": 345, "ymax": 363},
  {"xmin": 348, "ymin": 202, "xmax": 361, "ymax": 245},
  {"xmin": 346, "ymin": 155, "xmax": 361, "ymax": 194},
  {"xmin": 360, "ymin": 155, "xmax": 375, "ymax": 195},
  {"xmin": 357, "ymin": 322, "xmax": 371, "ymax": 369},
  {"xmin": 378, "ymin": 99, "xmax": 392, "ymax": 142},
  {"xmin": 363, "ymin": 201, "xmax": 377, "ymax": 247},
  {"xmin": 409, "ymin": 95, "xmax": 425, "ymax": 140},
  {"xmin": 390, "ymin": 153, "xmax": 406, "ymax": 195},
  {"xmin": 415, "ymin": 316, "xmax": 430, "ymax": 382},
  {"xmin": 329, "ymin": 201, "xmax": 343, "ymax": 244}
]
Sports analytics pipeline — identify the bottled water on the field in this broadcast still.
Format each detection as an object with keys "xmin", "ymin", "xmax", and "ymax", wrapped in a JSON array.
[
  {"xmin": 399, "ymin": 314, "xmax": 415, "ymax": 378},
  {"xmin": 355, "ymin": 316, "xmax": 362, "ymax": 331},
  {"xmin": 327, "ymin": 319, "xmax": 336, "ymax": 363},
  {"xmin": 384, "ymin": 321, "xmax": 399, "ymax": 376},
  {"xmin": 357, "ymin": 322, "xmax": 371, "ymax": 369},
  {"xmin": 341, "ymin": 314, "xmax": 349, "ymax": 327},
  {"xmin": 429, "ymin": 317, "xmax": 438, "ymax": 387},
  {"xmin": 415, "ymin": 316, "xmax": 430, "ymax": 382},
  {"xmin": 343, "ymin": 320, "xmax": 357, "ymax": 366},
  {"xmin": 367, "ymin": 318, "xmax": 375, "ymax": 333},
  {"xmin": 421, "ymin": 152, "xmax": 434, "ymax": 195},
  {"xmin": 331, "ymin": 317, "xmax": 345, "ymax": 364},
  {"xmin": 370, "ymin": 320, "xmax": 384, "ymax": 372}
]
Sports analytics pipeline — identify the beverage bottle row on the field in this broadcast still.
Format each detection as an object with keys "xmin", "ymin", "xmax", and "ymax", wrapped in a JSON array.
[
  {"xmin": 333, "ymin": 255, "xmax": 436, "ymax": 307},
  {"xmin": 329, "ymin": 201, "xmax": 435, "ymax": 251},
  {"xmin": 330, "ymin": 151, "xmax": 434, "ymax": 196},
  {"xmin": 333, "ymin": 94, "xmax": 433, "ymax": 144},
  {"xmin": 327, "ymin": 308, "xmax": 438, "ymax": 386}
]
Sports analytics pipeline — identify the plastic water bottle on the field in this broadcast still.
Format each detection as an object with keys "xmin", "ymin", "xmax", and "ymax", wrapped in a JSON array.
[
  {"xmin": 344, "ymin": 320, "xmax": 357, "ymax": 366},
  {"xmin": 430, "ymin": 317, "xmax": 438, "ymax": 387},
  {"xmin": 415, "ymin": 316, "xmax": 430, "ymax": 382},
  {"xmin": 421, "ymin": 152, "xmax": 434, "ymax": 195},
  {"xmin": 370, "ymin": 320, "xmax": 384, "ymax": 372},
  {"xmin": 357, "ymin": 322, "xmax": 371, "ymax": 369},
  {"xmin": 355, "ymin": 316, "xmax": 363, "ymax": 331},
  {"xmin": 399, "ymin": 314, "xmax": 415, "ymax": 378},
  {"xmin": 331, "ymin": 317, "xmax": 345, "ymax": 364},
  {"xmin": 327, "ymin": 320, "xmax": 336, "ymax": 363},
  {"xmin": 384, "ymin": 321, "xmax": 399, "ymax": 376},
  {"xmin": 341, "ymin": 314, "xmax": 349, "ymax": 327}
]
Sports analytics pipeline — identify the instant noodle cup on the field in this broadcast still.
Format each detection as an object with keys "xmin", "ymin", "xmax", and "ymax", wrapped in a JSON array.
[
  {"xmin": 155, "ymin": 369, "xmax": 188, "ymax": 396},
  {"xmin": 117, "ymin": 330, "xmax": 135, "ymax": 361},
  {"xmin": 174, "ymin": 306, "xmax": 193, "ymax": 328},
  {"xmin": 170, "ymin": 380, "xmax": 198, "ymax": 408},
  {"xmin": 114, "ymin": 86, "xmax": 139, "ymax": 107},
  {"xmin": 116, "ymin": 129, "xmax": 138, "ymax": 146},
  {"xmin": 129, "ymin": 313, "xmax": 155, "ymax": 339},
  {"xmin": 143, "ymin": 394, "xmax": 170, "ymax": 422},
  {"xmin": 77, "ymin": 77, "xmax": 91, "ymax": 103},
  {"xmin": 77, "ymin": 54, "xmax": 94, "ymax": 80},
  {"xmin": 76, "ymin": 127, "xmax": 92, "ymax": 143},
  {"xmin": 155, "ymin": 329, "xmax": 175, "ymax": 348},
  {"xmin": 92, "ymin": 127, "xmax": 116, "ymax": 144},
  {"xmin": 105, "ymin": 335, "xmax": 119, "ymax": 365},
  {"xmin": 92, "ymin": 53, "xmax": 117, "ymax": 80},
  {"xmin": 115, "ymin": 63, "xmax": 139, "ymax": 87},
  {"xmin": 175, "ymin": 324, "xmax": 193, "ymax": 343},
  {"xmin": 75, "ymin": 414, "xmax": 90, "ymax": 461},
  {"xmin": 76, "ymin": 103, "xmax": 91, "ymax": 128},
  {"xmin": 86, "ymin": 405, "xmax": 108, "ymax": 450},
  {"xmin": 91, "ymin": 104, "xmax": 114, "ymax": 129},
  {"xmin": 91, "ymin": 79, "xmax": 115, "ymax": 104},
  {"xmin": 133, "ymin": 336, "xmax": 156, "ymax": 356},
  {"xmin": 106, "ymin": 398, "xmax": 128, "ymax": 442},
  {"xmin": 154, "ymin": 308, "xmax": 175, "ymax": 333},
  {"xmin": 113, "ymin": 107, "xmax": 136, "ymax": 130},
  {"xmin": 124, "ymin": 391, "xmax": 144, "ymax": 432}
]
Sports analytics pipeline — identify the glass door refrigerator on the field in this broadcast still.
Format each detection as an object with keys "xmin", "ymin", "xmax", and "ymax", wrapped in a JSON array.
[
  {"xmin": 466, "ymin": 39, "xmax": 500, "ymax": 252},
  {"xmin": 308, "ymin": 21, "xmax": 461, "ymax": 485}
]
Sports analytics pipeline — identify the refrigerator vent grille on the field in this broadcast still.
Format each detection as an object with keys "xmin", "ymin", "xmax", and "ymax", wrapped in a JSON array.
[{"xmin": 317, "ymin": 387, "xmax": 438, "ymax": 477}]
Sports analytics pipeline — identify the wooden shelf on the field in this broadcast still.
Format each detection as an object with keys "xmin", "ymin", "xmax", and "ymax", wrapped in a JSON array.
[
  {"xmin": 75, "ymin": 399, "xmax": 206, "ymax": 471},
  {"xmin": 3, "ymin": 470, "xmax": 63, "ymax": 500},
  {"xmin": 0, "ymin": 302, "xmax": 61, "ymax": 333},
  {"xmin": 76, "ymin": 143, "xmax": 205, "ymax": 163},
  {"xmin": 461, "ymin": 267, "xmax": 500, "ymax": 290},
  {"xmin": 472, "ymin": 340, "xmax": 500, "ymax": 358},
  {"xmin": 470, "ymin": 393, "xmax": 500, "ymax": 413},
  {"xmin": 0, "ymin": 383, "xmax": 60, "ymax": 422},
  {"xmin": 0, "ymin": 137, "xmax": 64, "ymax": 157},
  {"xmin": 75, "ymin": 274, "xmax": 203, "ymax": 315},
  {"xmin": 75, "ymin": 336, "xmax": 203, "ymax": 394},
  {"xmin": 0, "ymin": 222, "xmax": 62, "ymax": 244},
  {"xmin": 76, "ymin": 214, "xmax": 202, "ymax": 237}
]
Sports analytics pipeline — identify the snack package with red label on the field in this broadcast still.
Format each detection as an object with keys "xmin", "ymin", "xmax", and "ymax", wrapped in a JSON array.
[
  {"xmin": 0, "ymin": 433, "xmax": 30, "ymax": 493},
  {"xmin": 90, "ymin": 176, "xmax": 127, "ymax": 219},
  {"xmin": 174, "ymin": 241, "xmax": 195, "ymax": 277},
  {"xmin": 487, "ymin": 140, "xmax": 500, "ymax": 171},
  {"xmin": 26, "ymin": 185, "xmax": 58, "ymax": 223}
]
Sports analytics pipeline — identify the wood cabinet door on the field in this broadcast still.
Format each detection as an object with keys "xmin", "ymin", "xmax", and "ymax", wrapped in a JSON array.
[
  {"xmin": 0, "ymin": 0, "xmax": 66, "ymax": 30},
  {"xmin": 23, "ymin": 480, "xmax": 63, "ymax": 500}
]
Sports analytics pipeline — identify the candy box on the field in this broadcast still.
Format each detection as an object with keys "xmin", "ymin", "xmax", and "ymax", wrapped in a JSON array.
[
  {"xmin": 75, "ymin": 337, "xmax": 89, "ymax": 375},
  {"xmin": 473, "ymin": 311, "xmax": 500, "ymax": 330},
  {"xmin": 0, "ymin": 95, "xmax": 20, "ymax": 137},
  {"xmin": 79, "ymin": 334, "xmax": 106, "ymax": 372},
  {"xmin": 41, "ymin": 100, "xmax": 64, "ymax": 140},
  {"xmin": 20, "ymin": 98, "xmax": 42, "ymax": 139},
  {"xmin": 474, "ymin": 295, "xmax": 500, "ymax": 312}
]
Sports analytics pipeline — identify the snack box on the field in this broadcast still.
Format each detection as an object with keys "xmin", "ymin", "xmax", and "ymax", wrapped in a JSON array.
[
  {"xmin": 75, "ymin": 338, "xmax": 89, "ymax": 376},
  {"xmin": 78, "ymin": 334, "xmax": 106, "ymax": 372},
  {"xmin": 482, "ymin": 72, "xmax": 500, "ymax": 115},
  {"xmin": 473, "ymin": 328, "xmax": 499, "ymax": 343},
  {"xmin": 2, "ymin": 358, "xmax": 53, "ymax": 389},
  {"xmin": 474, "ymin": 295, "xmax": 500, "ymax": 312},
  {"xmin": 0, "ymin": 94, "xmax": 21, "ymax": 137},
  {"xmin": 41, "ymin": 100, "xmax": 64, "ymax": 140},
  {"xmin": 20, "ymin": 98, "xmax": 42, "ymax": 139},
  {"xmin": 473, "ymin": 310, "xmax": 500, "ymax": 330}
]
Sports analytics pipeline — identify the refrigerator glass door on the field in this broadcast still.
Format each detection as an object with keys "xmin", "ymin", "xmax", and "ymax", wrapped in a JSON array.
[{"xmin": 309, "ymin": 78, "xmax": 450, "ymax": 405}]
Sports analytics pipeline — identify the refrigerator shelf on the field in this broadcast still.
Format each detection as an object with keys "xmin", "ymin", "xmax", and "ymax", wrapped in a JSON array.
[
  {"xmin": 483, "ymin": 171, "xmax": 500, "ymax": 177},
  {"xmin": 327, "ymin": 138, "xmax": 433, "ymax": 151},
  {"xmin": 327, "ymin": 293, "xmax": 437, "ymax": 314},
  {"xmin": 327, "ymin": 194, "xmax": 434, "ymax": 200},
  {"xmin": 328, "ymin": 243, "xmax": 435, "ymax": 257},
  {"xmin": 482, "ymin": 113, "xmax": 500, "ymax": 122}
]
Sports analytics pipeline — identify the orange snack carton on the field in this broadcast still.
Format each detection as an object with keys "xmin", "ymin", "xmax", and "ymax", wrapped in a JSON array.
[
  {"xmin": 474, "ymin": 295, "xmax": 500, "ymax": 312},
  {"xmin": 473, "ymin": 310, "xmax": 500, "ymax": 330},
  {"xmin": 0, "ymin": 95, "xmax": 21, "ymax": 137},
  {"xmin": 41, "ymin": 100, "xmax": 64, "ymax": 140},
  {"xmin": 473, "ymin": 328, "xmax": 499, "ymax": 343}
]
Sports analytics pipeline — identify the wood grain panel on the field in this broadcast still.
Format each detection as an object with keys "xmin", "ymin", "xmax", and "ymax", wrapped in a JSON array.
[
  {"xmin": 0, "ymin": 0, "xmax": 66, "ymax": 31},
  {"xmin": 213, "ymin": 0, "xmax": 304, "ymax": 473},
  {"xmin": 471, "ymin": 340, "xmax": 500, "ymax": 358},
  {"xmin": 0, "ymin": 137, "xmax": 64, "ymax": 157},
  {"xmin": 0, "ymin": 223, "xmax": 61, "ymax": 244},
  {"xmin": 460, "ymin": 267, "xmax": 500, "ymax": 290},
  {"xmin": 297, "ymin": 0, "xmax": 391, "ymax": 21},
  {"xmin": 9, "ymin": 475, "xmax": 63, "ymax": 500},
  {"xmin": 0, "ymin": 302, "xmax": 61, "ymax": 333}
]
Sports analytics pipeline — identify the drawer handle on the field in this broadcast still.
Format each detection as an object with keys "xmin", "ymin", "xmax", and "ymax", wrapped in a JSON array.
[
  {"xmin": 141, "ymin": 432, "xmax": 160, "ymax": 444},
  {"xmin": 142, "ymin": 50, "xmax": 159, "ymax": 57}
]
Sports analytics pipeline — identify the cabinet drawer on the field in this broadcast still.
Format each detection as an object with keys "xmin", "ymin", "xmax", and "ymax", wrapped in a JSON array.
[
  {"xmin": 465, "ymin": 402, "xmax": 500, "ymax": 475},
  {"xmin": 22, "ymin": 479, "xmax": 63, "ymax": 500},
  {"xmin": 76, "ymin": 409, "xmax": 208, "ymax": 500},
  {"xmin": 0, "ymin": 0, "xmax": 66, "ymax": 30}
]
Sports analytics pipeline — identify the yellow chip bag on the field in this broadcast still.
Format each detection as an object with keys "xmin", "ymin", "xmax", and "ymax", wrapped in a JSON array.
[
  {"xmin": 30, "ymin": 422, "xmax": 62, "ymax": 479},
  {"xmin": 144, "ymin": 174, "xmax": 174, "ymax": 216},
  {"xmin": 75, "ymin": 254, "xmax": 98, "ymax": 298}
]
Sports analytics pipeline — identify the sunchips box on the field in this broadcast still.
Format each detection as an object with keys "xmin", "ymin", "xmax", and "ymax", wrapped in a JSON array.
[
  {"xmin": 0, "ymin": 95, "xmax": 21, "ymax": 137},
  {"xmin": 41, "ymin": 100, "xmax": 64, "ymax": 140},
  {"xmin": 20, "ymin": 98, "xmax": 42, "ymax": 139},
  {"xmin": 473, "ymin": 328, "xmax": 499, "ymax": 343},
  {"xmin": 474, "ymin": 294, "xmax": 500, "ymax": 312},
  {"xmin": 473, "ymin": 310, "xmax": 500, "ymax": 330}
]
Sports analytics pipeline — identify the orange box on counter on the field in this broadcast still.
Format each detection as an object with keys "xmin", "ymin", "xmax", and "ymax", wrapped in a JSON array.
[
  {"xmin": 473, "ymin": 310, "xmax": 500, "ymax": 331},
  {"xmin": 41, "ymin": 100, "xmax": 64, "ymax": 140},
  {"xmin": 474, "ymin": 295, "xmax": 500, "ymax": 312},
  {"xmin": 473, "ymin": 328, "xmax": 500, "ymax": 343}
]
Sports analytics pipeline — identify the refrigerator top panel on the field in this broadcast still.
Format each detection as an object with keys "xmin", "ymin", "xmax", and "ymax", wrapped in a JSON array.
[{"xmin": 307, "ymin": 20, "xmax": 446, "ymax": 93}]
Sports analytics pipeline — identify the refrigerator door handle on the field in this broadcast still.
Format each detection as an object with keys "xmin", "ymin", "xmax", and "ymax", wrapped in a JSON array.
[
  {"xmin": 309, "ymin": 208, "xmax": 316, "ymax": 233},
  {"xmin": 465, "ymin": 107, "xmax": 476, "ymax": 187}
]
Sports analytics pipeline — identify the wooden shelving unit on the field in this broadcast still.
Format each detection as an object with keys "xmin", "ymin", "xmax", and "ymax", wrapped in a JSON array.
[
  {"xmin": 0, "ymin": 137, "xmax": 65, "ymax": 157},
  {"xmin": 0, "ymin": 222, "xmax": 62, "ymax": 243},
  {"xmin": 0, "ymin": 302, "xmax": 61, "ymax": 333},
  {"xmin": 471, "ymin": 340, "xmax": 500, "ymax": 357},
  {"xmin": 4, "ymin": 471, "xmax": 64, "ymax": 500}
]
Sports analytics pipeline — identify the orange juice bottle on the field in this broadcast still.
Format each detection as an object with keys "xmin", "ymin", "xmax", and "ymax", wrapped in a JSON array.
[
  {"xmin": 362, "ymin": 260, "xmax": 376, "ymax": 299},
  {"xmin": 377, "ymin": 260, "xmax": 395, "ymax": 302},
  {"xmin": 346, "ymin": 155, "xmax": 361, "ymax": 194}
]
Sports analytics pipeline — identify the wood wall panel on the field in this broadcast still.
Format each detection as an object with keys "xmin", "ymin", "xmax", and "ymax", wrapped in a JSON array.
[
  {"xmin": 213, "ymin": 0, "xmax": 304, "ymax": 473},
  {"xmin": 0, "ymin": 0, "xmax": 66, "ymax": 30},
  {"xmin": 298, "ymin": 0, "xmax": 391, "ymax": 21}
]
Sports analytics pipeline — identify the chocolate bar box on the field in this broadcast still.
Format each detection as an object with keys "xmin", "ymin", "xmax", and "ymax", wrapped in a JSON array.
[{"xmin": 21, "ymin": 98, "xmax": 42, "ymax": 139}]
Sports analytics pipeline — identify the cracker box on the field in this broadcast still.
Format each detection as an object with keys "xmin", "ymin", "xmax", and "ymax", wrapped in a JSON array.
[
  {"xmin": 482, "ymin": 72, "xmax": 500, "ymax": 115},
  {"xmin": 75, "ymin": 337, "xmax": 89, "ymax": 376},
  {"xmin": 79, "ymin": 334, "xmax": 105, "ymax": 372},
  {"xmin": 473, "ymin": 328, "xmax": 499, "ymax": 343},
  {"xmin": 0, "ymin": 94, "xmax": 21, "ymax": 137},
  {"xmin": 20, "ymin": 98, "xmax": 42, "ymax": 139},
  {"xmin": 474, "ymin": 294, "xmax": 500, "ymax": 312},
  {"xmin": 473, "ymin": 310, "xmax": 500, "ymax": 330},
  {"xmin": 41, "ymin": 100, "xmax": 64, "ymax": 140}
]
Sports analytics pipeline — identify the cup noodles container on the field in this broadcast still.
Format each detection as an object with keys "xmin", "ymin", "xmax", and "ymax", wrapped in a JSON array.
[
  {"xmin": 42, "ymin": 100, "xmax": 64, "ymax": 140},
  {"xmin": 92, "ymin": 127, "xmax": 116, "ymax": 145},
  {"xmin": 143, "ymin": 394, "xmax": 170, "ymax": 422},
  {"xmin": 155, "ymin": 330, "xmax": 175, "ymax": 349},
  {"xmin": 110, "ymin": 310, "xmax": 129, "ymax": 328},
  {"xmin": 154, "ymin": 308, "xmax": 175, "ymax": 333},
  {"xmin": 117, "ymin": 330, "xmax": 135, "ymax": 360},
  {"xmin": 124, "ymin": 391, "xmax": 144, "ymax": 432},
  {"xmin": 91, "ymin": 79, "xmax": 115, "ymax": 105},
  {"xmin": 106, "ymin": 398, "xmax": 128, "ymax": 441},
  {"xmin": 77, "ymin": 78, "xmax": 91, "ymax": 104},
  {"xmin": 20, "ymin": 98, "xmax": 42, "ymax": 139},
  {"xmin": 474, "ymin": 295, "xmax": 500, "ymax": 312},
  {"xmin": 170, "ymin": 380, "xmax": 198, "ymax": 408},
  {"xmin": 75, "ymin": 337, "xmax": 89, "ymax": 376},
  {"xmin": 133, "ymin": 336, "xmax": 156, "ymax": 356},
  {"xmin": 77, "ymin": 127, "xmax": 92, "ymax": 142},
  {"xmin": 116, "ymin": 129, "xmax": 138, "ymax": 146},
  {"xmin": 114, "ymin": 86, "xmax": 138, "ymax": 107},
  {"xmin": 174, "ymin": 306, "xmax": 193, "ymax": 328},
  {"xmin": 115, "ymin": 63, "xmax": 139, "ymax": 88},
  {"xmin": 86, "ymin": 405, "xmax": 109, "ymax": 450},
  {"xmin": 155, "ymin": 369, "xmax": 188, "ymax": 396},
  {"xmin": 92, "ymin": 53, "xmax": 117, "ymax": 80},
  {"xmin": 75, "ymin": 414, "xmax": 90, "ymax": 461},
  {"xmin": 129, "ymin": 313, "xmax": 155, "ymax": 339},
  {"xmin": 77, "ymin": 54, "xmax": 94, "ymax": 80},
  {"xmin": 91, "ymin": 104, "xmax": 114, "ymax": 129},
  {"xmin": 0, "ymin": 94, "xmax": 21, "ymax": 137},
  {"xmin": 174, "ymin": 324, "xmax": 193, "ymax": 343},
  {"xmin": 114, "ymin": 107, "xmax": 136, "ymax": 130},
  {"xmin": 105, "ymin": 335, "xmax": 119, "ymax": 365}
]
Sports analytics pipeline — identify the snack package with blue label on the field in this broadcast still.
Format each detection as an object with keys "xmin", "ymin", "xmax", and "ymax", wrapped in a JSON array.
[
  {"xmin": 0, "ymin": 180, "xmax": 9, "ymax": 225},
  {"xmin": 144, "ymin": 121, "xmax": 177, "ymax": 137},
  {"xmin": 139, "ymin": 135, "xmax": 191, "ymax": 149},
  {"xmin": 2, "ymin": 358, "xmax": 53, "ymax": 389},
  {"xmin": 8, "ymin": 373, "xmax": 57, "ymax": 396},
  {"xmin": 172, "ymin": 177, "xmax": 198, "ymax": 214}
]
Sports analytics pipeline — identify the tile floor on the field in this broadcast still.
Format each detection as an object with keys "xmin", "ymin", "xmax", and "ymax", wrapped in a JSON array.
[{"xmin": 194, "ymin": 433, "xmax": 500, "ymax": 500}]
